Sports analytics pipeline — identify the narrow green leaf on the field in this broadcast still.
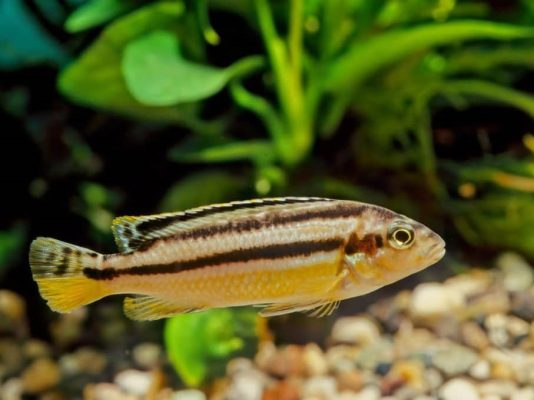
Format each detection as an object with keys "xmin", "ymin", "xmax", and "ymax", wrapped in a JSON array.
[
  {"xmin": 65, "ymin": 0, "xmax": 135, "ymax": 33},
  {"xmin": 442, "ymin": 79, "xmax": 534, "ymax": 118},
  {"xmin": 326, "ymin": 20, "xmax": 534, "ymax": 92},
  {"xmin": 169, "ymin": 140, "xmax": 275, "ymax": 164}
]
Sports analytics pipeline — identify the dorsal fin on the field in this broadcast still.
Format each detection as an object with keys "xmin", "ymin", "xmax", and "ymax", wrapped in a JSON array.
[{"xmin": 111, "ymin": 197, "xmax": 331, "ymax": 252}]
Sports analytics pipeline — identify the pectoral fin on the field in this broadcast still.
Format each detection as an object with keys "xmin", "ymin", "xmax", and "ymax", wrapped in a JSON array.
[{"xmin": 259, "ymin": 300, "xmax": 340, "ymax": 318}]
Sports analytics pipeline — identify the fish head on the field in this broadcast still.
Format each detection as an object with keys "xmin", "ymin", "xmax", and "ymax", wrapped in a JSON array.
[{"xmin": 344, "ymin": 206, "xmax": 445, "ymax": 289}]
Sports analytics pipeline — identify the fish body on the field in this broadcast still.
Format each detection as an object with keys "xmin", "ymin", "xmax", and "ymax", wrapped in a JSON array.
[{"xmin": 29, "ymin": 197, "xmax": 445, "ymax": 320}]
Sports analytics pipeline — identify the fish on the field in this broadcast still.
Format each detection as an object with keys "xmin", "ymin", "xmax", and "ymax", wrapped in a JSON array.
[{"xmin": 29, "ymin": 197, "xmax": 445, "ymax": 320}]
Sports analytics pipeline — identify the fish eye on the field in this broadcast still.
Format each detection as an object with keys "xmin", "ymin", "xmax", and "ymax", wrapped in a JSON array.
[{"xmin": 388, "ymin": 222, "xmax": 415, "ymax": 249}]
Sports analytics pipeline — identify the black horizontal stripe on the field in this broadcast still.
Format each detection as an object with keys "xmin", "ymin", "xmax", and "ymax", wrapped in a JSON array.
[
  {"xmin": 136, "ymin": 197, "xmax": 332, "ymax": 235},
  {"xmin": 83, "ymin": 237, "xmax": 344, "ymax": 281},
  {"xmin": 163, "ymin": 202, "xmax": 366, "ymax": 244}
]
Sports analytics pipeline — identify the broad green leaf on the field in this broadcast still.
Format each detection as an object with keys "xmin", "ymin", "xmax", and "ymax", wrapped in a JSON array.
[
  {"xmin": 169, "ymin": 140, "xmax": 275, "ymax": 164},
  {"xmin": 123, "ymin": 30, "xmax": 264, "ymax": 105},
  {"xmin": 164, "ymin": 308, "xmax": 261, "ymax": 387},
  {"xmin": 123, "ymin": 30, "xmax": 228, "ymax": 105},
  {"xmin": 158, "ymin": 171, "xmax": 247, "ymax": 212},
  {"xmin": 58, "ymin": 2, "xmax": 202, "ymax": 123},
  {"xmin": 65, "ymin": 0, "xmax": 135, "ymax": 32},
  {"xmin": 326, "ymin": 20, "xmax": 534, "ymax": 92},
  {"xmin": 0, "ymin": 0, "xmax": 68, "ymax": 69}
]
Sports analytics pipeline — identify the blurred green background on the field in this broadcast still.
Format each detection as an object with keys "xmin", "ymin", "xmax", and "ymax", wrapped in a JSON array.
[{"xmin": 1, "ymin": 0, "xmax": 534, "ymax": 392}]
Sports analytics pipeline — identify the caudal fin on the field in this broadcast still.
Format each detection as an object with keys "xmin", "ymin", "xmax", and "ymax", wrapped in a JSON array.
[{"xmin": 29, "ymin": 237, "xmax": 107, "ymax": 313}]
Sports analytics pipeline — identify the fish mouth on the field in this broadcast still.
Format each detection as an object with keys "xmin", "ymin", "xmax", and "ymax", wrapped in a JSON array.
[{"xmin": 425, "ymin": 238, "xmax": 446, "ymax": 263}]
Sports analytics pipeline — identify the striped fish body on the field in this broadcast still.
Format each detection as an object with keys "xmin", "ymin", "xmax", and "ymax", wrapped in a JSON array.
[{"xmin": 30, "ymin": 197, "xmax": 446, "ymax": 320}]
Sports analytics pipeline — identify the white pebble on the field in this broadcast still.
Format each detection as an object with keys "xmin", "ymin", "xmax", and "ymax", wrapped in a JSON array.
[
  {"xmin": 512, "ymin": 387, "xmax": 534, "ymax": 400},
  {"xmin": 410, "ymin": 283, "xmax": 465, "ymax": 319},
  {"xmin": 172, "ymin": 389, "xmax": 207, "ymax": 400},
  {"xmin": 470, "ymin": 359, "xmax": 491, "ymax": 380},
  {"xmin": 114, "ymin": 369, "xmax": 153, "ymax": 396},
  {"xmin": 439, "ymin": 378, "xmax": 480, "ymax": 400},
  {"xmin": 302, "ymin": 376, "xmax": 338, "ymax": 399},
  {"xmin": 331, "ymin": 317, "xmax": 380, "ymax": 345},
  {"xmin": 353, "ymin": 385, "xmax": 381, "ymax": 400},
  {"xmin": 497, "ymin": 252, "xmax": 534, "ymax": 292}
]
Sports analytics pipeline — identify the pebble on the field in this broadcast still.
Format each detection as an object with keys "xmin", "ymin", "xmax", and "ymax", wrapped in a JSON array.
[
  {"xmin": 303, "ymin": 343, "xmax": 328, "ymax": 376},
  {"xmin": 1, "ymin": 378, "xmax": 23, "ymax": 400},
  {"xmin": 466, "ymin": 288, "xmax": 511, "ymax": 317},
  {"xmin": 461, "ymin": 321, "xmax": 490, "ymax": 350},
  {"xmin": 497, "ymin": 252, "xmax": 534, "ymax": 292},
  {"xmin": 439, "ymin": 378, "xmax": 480, "ymax": 400},
  {"xmin": 84, "ymin": 383, "xmax": 136, "ymax": 400},
  {"xmin": 0, "ymin": 339, "xmax": 24, "ymax": 376},
  {"xmin": 172, "ymin": 389, "xmax": 207, "ymax": 400},
  {"xmin": 390, "ymin": 359, "xmax": 425, "ymax": 391},
  {"xmin": 227, "ymin": 357, "xmax": 256, "ymax": 376},
  {"xmin": 470, "ymin": 359, "xmax": 491, "ymax": 380},
  {"xmin": 0, "ymin": 290, "xmax": 27, "ymax": 335},
  {"xmin": 132, "ymin": 342, "xmax": 162, "ymax": 369},
  {"xmin": 114, "ymin": 369, "xmax": 153, "ymax": 396},
  {"xmin": 511, "ymin": 289, "xmax": 534, "ymax": 321},
  {"xmin": 330, "ymin": 316, "xmax": 380, "ymax": 346},
  {"xmin": 478, "ymin": 380, "xmax": 517, "ymax": 398},
  {"xmin": 301, "ymin": 376, "xmax": 337, "ymax": 399},
  {"xmin": 445, "ymin": 271, "xmax": 492, "ymax": 298},
  {"xmin": 409, "ymin": 283, "xmax": 465, "ymax": 319},
  {"xmin": 23, "ymin": 339, "xmax": 51, "ymax": 360},
  {"xmin": 356, "ymin": 338, "xmax": 394, "ymax": 370},
  {"xmin": 512, "ymin": 387, "xmax": 534, "ymax": 400},
  {"xmin": 352, "ymin": 385, "xmax": 381, "ymax": 400},
  {"xmin": 21, "ymin": 358, "xmax": 60, "ymax": 394},
  {"xmin": 60, "ymin": 347, "xmax": 107, "ymax": 375},
  {"xmin": 423, "ymin": 368, "xmax": 443, "ymax": 391},
  {"xmin": 485, "ymin": 314, "xmax": 510, "ymax": 347},
  {"xmin": 432, "ymin": 343, "xmax": 478, "ymax": 376},
  {"xmin": 225, "ymin": 369, "xmax": 267, "ymax": 400},
  {"xmin": 325, "ymin": 345, "xmax": 359, "ymax": 373},
  {"xmin": 262, "ymin": 379, "xmax": 300, "ymax": 400},
  {"xmin": 337, "ymin": 370, "xmax": 365, "ymax": 392},
  {"xmin": 262, "ymin": 344, "xmax": 305, "ymax": 377}
]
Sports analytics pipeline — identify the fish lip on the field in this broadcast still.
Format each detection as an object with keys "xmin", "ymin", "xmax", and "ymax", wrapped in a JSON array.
[{"xmin": 424, "ymin": 239, "xmax": 446, "ymax": 262}]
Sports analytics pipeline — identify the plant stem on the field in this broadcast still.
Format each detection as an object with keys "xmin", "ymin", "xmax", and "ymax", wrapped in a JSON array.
[
  {"xmin": 288, "ymin": 0, "xmax": 303, "ymax": 79},
  {"xmin": 254, "ymin": 0, "xmax": 312, "ymax": 166}
]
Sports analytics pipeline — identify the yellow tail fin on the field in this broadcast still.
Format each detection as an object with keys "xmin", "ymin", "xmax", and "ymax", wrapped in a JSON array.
[{"xmin": 29, "ymin": 237, "xmax": 107, "ymax": 313}]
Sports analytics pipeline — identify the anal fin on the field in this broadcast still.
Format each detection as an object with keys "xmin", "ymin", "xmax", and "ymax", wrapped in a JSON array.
[
  {"xmin": 259, "ymin": 300, "xmax": 339, "ymax": 318},
  {"xmin": 123, "ymin": 296, "xmax": 203, "ymax": 321}
]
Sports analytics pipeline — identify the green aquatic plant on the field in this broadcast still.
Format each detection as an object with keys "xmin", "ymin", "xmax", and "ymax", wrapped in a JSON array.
[
  {"xmin": 58, "ymin": 0, "xmax": 534, "ymax": 192},
  {"xmin": 442, "ymin": 155, "xmax": 534, "ymax": 257},
  {"xmin": 164, "ymin": 308, "xmax": 264, "ymax": 387}
]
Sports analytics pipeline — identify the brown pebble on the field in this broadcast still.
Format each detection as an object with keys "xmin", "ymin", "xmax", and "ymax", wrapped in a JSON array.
[
  {"xmin": 262, "ymin": 379, "xmax": 300, "ymax": 400},
  {"xmin": 262, "ymin": 345, "xmax": 306, "ymax": 378},
  {"xmin": 336, "ymin": 370, "xmax": 364, "ymax": 392},
  {"xmin": 21, "ymin": 358, "xmax": 60, "ymax": 394},
  {"xmin": 461, "ymin": 322, "xmax": 490, "ymax": 351},
  {"xmin": 380, "ymin": 374, "xmax": 405, "ymax": 396}
]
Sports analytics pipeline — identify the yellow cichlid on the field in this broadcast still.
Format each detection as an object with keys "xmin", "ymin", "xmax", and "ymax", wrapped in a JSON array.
[{"xmin": 29, "ymin": 197, "xmax": 445, "ymax": 320}]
